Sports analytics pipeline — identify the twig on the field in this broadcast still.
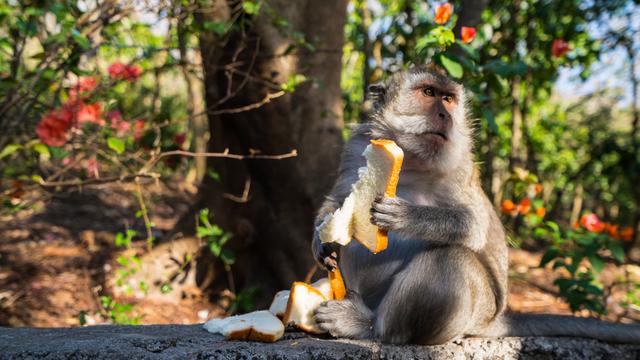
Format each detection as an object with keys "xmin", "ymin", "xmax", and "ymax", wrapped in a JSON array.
[
  {"xmin": 223, "ymin": 177, "xmax": 251, "ymax": 203},
  {"xmin": 141, "ymin": 148, "xmax": 297, "ymax": 173},
  {"xmin": 37, "ymin": 173, "xmax": 160, "ymax": 188},
  {"xmin": 207, "ymin": 91, "xmax": 286, "ymax": 116},
  {"xmin": 134, "ymin": 178, "xmax": 154, "ymax": 252}
]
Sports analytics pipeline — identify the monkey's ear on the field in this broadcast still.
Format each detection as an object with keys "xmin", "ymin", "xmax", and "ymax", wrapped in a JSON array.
[{"xmin": 367, "ymin": 83, "xmax": 386, "ymax": 110}]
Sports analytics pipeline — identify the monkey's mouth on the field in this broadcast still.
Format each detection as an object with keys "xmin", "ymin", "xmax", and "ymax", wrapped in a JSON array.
[{"xmin": 422, "ymin": 131, "xmax": 447, "ymax": 141}]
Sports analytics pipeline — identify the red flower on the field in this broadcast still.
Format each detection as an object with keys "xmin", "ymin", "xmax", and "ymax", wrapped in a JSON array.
[
  {"xmin": 580, "ymin": 213, "xmax": 605, "ymax": 233},
  {"xmin": 133, "ymin": 119, "xmax": 146, "ymax": 140},
  {"xmin": 36, "ymin": 108, "xmax": 73, "ymax": 146},
  {"xmin": 460, "ymin": 27, "xmax": 476, "ymax": 44},
  {"xmin": 107, "ymin": 110, "xmax": 130, "ymax": 136},
  {"xmin": 68, "ymin": 76, "xmax": 98, "ymax": 100},
  {"xmin": 434, "ymin": 3, "xmax": 453, "ymax": 25},
  {"xmin": 172, "ymin": 133, "xmax": 186, "ymax": 148},
  {"xmin": 126, "ymin": 65, "xmax": 142, "ymax": 80},
  {"xmin": 551, "ymin": 39, "xmax": 570, "ymax": 58},
  {"xmin": 108, "ymin": 61, "xmax": 126, "ymax": 78},
  {"xmin": 108, "ymin": 61, "xmax": 142, "ymax": 82}
]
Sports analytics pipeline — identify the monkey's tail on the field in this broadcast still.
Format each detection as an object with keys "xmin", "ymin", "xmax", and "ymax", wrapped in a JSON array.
[{"xmin": 481, "ymin": 313, "xmax": 640, "ymax": 344}]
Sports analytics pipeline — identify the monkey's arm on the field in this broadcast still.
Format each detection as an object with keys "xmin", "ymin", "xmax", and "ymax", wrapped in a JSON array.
[{"xmin": 371, "ymin": 196, "xmax": 485, "ymax": 250}]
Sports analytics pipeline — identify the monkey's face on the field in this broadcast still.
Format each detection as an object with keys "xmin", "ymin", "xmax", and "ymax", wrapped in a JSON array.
[{"xmin": 375, "ymin": 69, "xmax": 472, "ymax": 172}]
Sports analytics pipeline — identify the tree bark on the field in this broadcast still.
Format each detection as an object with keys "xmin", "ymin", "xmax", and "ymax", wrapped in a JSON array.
[
  {"xmin": 509, "ymin": 76, "xmax": 524, "ymax": 172},
  {"xmin": 190, "ymin": 0, "xmax": 347, "ymax": 305}
]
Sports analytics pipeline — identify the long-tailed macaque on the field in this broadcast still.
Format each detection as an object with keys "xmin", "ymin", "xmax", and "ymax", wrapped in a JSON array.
[{"xmin": 311, "ymin": 65, "xmax": 640, "ymax": 345}]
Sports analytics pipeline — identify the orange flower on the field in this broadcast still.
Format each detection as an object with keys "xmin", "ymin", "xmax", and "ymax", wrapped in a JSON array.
[
  {"xmin": 604, "ymin": 223, "xmax": 619, "ymax": 239},
  {"xmin": 535, "ymin": 207, "xmax": 546, "ymax": 217},
  {"xmin": 434, "ymin": 3, "xmax": 453, "ymax": 24},
  {"xmin": 133, "ymin": 119, "xmax": 146, "ymax": 140},
  {"xmin": 534, "ymin": 183, "xmax": 543, "ymax": 194},
  {"xmin": 460, "ymin": 27, "xmax": 476, "ymax": 44},
  {"xmin": 620, "ymin": 227, "xmax": 635, "ymax": 242},
  {"xmin": 517, "ymin": 198, "xmax": 531, "ymax": 215},
  {"xmin": 74, "ymin": 102, "xmax": 103, "ymax": 125},
  {"xmin": 501, "ymin": 199, "xmax": 516, "ymax": 214},
  {"xmin": 551, "ymin": 39, "xmax": 570, "ymax": 57},
  {"xmin": 580, "ymin": 213, "xmax": 605, "ymax": 233}
]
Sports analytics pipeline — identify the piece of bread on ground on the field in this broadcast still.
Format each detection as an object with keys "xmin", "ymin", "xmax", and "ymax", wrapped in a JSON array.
[
  {"xmin": 317, "ymin": 139, "xmax": 404, "ymax": 254},
  {"xmin": 203, "ymin": 310, "xmax": 284, "ymax": 342},
  {"xmin": 282, "ymin": 281, "xmax": 328, "ymax": 334},
  {"xmin": 268, "ymin": 289, "xmax": 290, "ymax": 319}
]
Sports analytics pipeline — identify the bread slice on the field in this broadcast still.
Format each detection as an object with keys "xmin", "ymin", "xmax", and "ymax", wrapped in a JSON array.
[
  {"xmin": 317, "ymin": 139, "xmax": 404, "ymax": 254},
  {"xmin": 268, "ymin": 289, "xmax": 290, "ymax": 319},
  {"xmin": 282, "ymin": 281, "xmax": 328, "ymax": 334},
  {"xmin": 203, "ymin": 310, "xmax": 284, "ymax": 342},
  {"xmin": 310, "ymin": 277, "xmax": 333, "ymax": 300}
]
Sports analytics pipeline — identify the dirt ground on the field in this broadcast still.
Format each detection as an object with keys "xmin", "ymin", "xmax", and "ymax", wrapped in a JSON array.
[{"xmin": 1, "ymin": 182, "xmax": 638, "ymax": 327}]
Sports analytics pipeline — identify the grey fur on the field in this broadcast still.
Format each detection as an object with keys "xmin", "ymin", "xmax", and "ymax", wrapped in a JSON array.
[{"xmin": 311, "ymin": 65, "xmax": 640, "ymax": 345}]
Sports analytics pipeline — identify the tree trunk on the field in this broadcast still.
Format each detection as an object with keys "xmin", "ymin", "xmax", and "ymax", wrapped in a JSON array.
[
  {"xmin": 190, "ymin": 0, "xmax": 347, "ymax": 305},
  {"xmin": 509, "ymin": 76, "xmax": 524, "ymax": 172}
]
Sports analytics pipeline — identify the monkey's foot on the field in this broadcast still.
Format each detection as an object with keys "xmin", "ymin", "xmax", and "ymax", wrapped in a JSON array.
[{"xmin": 314, "ymin": 292, "xmax": 374, "ymax": 339}]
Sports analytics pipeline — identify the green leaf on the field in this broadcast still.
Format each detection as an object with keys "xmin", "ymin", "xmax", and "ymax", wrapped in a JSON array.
[
  {"xmin": 209, "ymin": 241, "xmax": 221, "ymax": 256},
  {"xmin": 439, "ymin": 54, "xmax": 463, "ymax": 79},
  {"xmin": 197, "ymin": 226, "xmax": 213, "ymax": 238},
  {"xmin": 242, "ymin": 1, "xmax": 262, "ymax": 15},
  {"xmin": 203, "ymin": 21, "xmax": 227, "ymax": 36},
  {"xmin": 0, "ymin": 144, "xmax": 21, "ymax": 159},
  {"xmin": 455, "ymin": 41, "xmax": 479, "ymax": 60},
  {"xmin": 481, "ymin": 108, "xmax": 498, "ymax": 134},
  {"xmin": 546, "ymin": 221, "xmax": 560, "ymax": 233},
  {"xmin": 32, "ymin": 143, "xmax": 50, "ymax": 157},
  {"xmin": 281, "ymin": 74, "xmax": 308, "ymax": 92},
  {"xmin": 71, "ymin": 29, "xmax": 91, "ymax": 50},
  {"xmin": 107, "ymin": 137, "xmax": 125, "ymax": 154},
  {"xmin": 221, "ymin": 249, "xmax": 235, "ymax": 265},
  {"xmin": 587, "ymin": 254, "xmax": 604, "ymax": 273},
  {"xmin": 608, "ymin": 242, "xmax": 625, "ymax": 263},
  {"xmin": 540, "ymin": 247, "xmax": 559, "ymax": 267}
]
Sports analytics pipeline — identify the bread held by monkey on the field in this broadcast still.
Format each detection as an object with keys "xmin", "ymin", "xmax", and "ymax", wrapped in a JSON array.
[{"xmin": 317, "ymin": 139, "xmax": 404, "ymax": 254}]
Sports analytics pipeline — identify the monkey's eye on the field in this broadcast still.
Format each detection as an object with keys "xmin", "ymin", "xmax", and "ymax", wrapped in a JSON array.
[
  {"xmin": 442, "ymin": 94, "xmax": 453, "ymax": 103},
  {"xmin": 422, "ymin": 86, "xmax": 435, "ymax": 97}
]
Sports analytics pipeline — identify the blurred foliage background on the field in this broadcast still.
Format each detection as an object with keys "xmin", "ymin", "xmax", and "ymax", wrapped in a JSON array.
[{"xmin": 0, "ymin": 0, "xmax": 639, "ymax": 326}]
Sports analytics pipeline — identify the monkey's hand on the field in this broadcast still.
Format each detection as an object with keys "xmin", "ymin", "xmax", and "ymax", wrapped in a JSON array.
[
  {"xmin": 370, "ymin": 196, "xmax": 410, "ymax": 231},
  {"xmin": 312, "ymin": 230, "xmax": 341, "ymax": 271},
  {"xmin": 373, "ymin": 196, "xmax": 474, "ymax": 246}
]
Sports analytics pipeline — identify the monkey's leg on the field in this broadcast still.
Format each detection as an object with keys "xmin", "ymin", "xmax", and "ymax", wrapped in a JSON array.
[
  {"xmin": 372, "ymin": 246, "xmax": 495, "ymax": 345},
  {"xmin": 314, "ymin": 291, "xmax": 375, "ymax": 339}
]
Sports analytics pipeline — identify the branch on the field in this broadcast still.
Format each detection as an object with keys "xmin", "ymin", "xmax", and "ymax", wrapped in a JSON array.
[{"xmin": 38, "ymin": 149, "xmax": 298, "ymax": 189}]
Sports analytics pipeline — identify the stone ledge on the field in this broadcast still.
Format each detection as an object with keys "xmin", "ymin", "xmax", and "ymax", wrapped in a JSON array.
[{"xmin": 1, "ymin": 325, "xmax": 639, "ymax": 359}]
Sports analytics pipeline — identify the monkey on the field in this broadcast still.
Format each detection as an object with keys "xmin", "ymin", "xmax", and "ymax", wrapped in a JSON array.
[{"xmin": 311, "ymin": 65, "xmax": 640, "ymax": 345}]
